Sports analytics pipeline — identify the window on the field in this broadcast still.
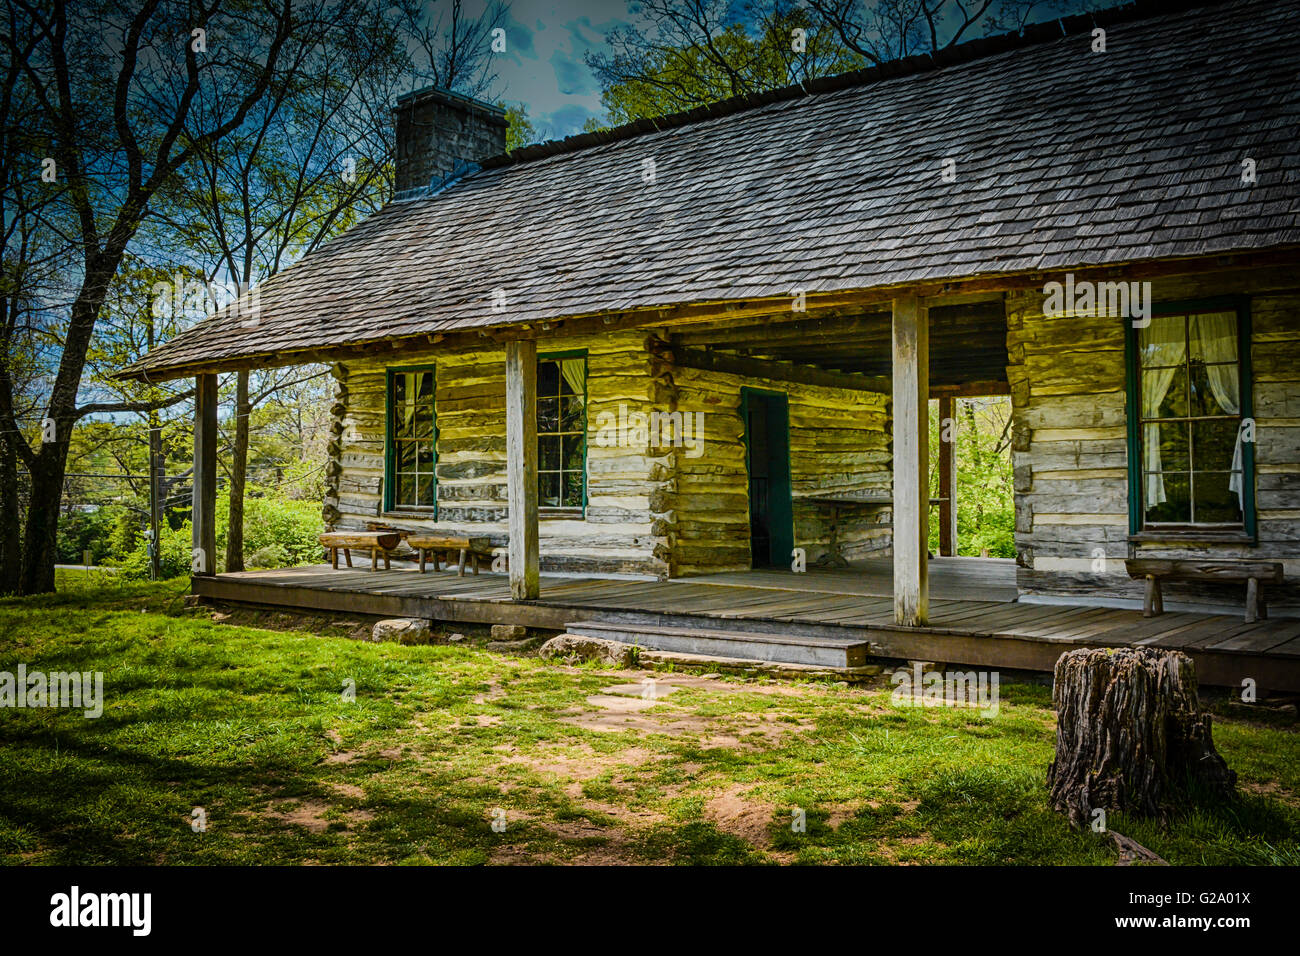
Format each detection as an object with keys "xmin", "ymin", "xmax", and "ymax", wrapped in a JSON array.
[
  {"xmin": 538, "ymin": 354, "xmax": 586, "ymax": 509},
  {"xmin": 385, "ymin": 368, "xmax": 436, "ymax": 511},
  {"xmin": 1128, "ymin": 306, "xmax": 1253, "ymax": 533}
]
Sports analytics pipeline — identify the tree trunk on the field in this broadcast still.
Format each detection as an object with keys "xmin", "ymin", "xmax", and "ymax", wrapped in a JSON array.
[
  {"xmin": 1047, "ymin": 647, "xmax": 1236, "ymax": 828},
  {"xmin": 226, "ymin": 370, "xmax": 250, "ymax": 573},
  {"xmin": 19, "ymin": 444, "xmax": 64, "ymax": 594},
  {"xmin": 0, "ymin": 432, "xmax": 21, "ymax": 594}
]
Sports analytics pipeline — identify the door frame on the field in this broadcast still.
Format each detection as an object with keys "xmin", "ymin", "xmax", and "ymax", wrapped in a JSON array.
[{"xmin": 739, "ymin": 387, "xmax": 794, "ymax": 569}]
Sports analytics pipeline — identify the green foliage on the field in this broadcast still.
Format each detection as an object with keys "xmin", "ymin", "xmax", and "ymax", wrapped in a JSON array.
[
  {"xmin": 587, "ymin": 2, "xmax": 862, "ymax": 126},
  {"xmin": 930, "ymin": 397, "xmax": 1015, "ymax": 557},
  {"xmin": 503, "ymin": 103, "xmax": 537, "ymax": 151},
  {"xmin": 56, "ymin": 506, "xmax": 133, "ymax": 565},
  {"xmin": 116, "ymin": 520, "xmax": 195, "ymax": 581},
  {"xmin": 103, "ymin": 486, "xmax": 322, "ymax": 579},
  {"xmin": 217, "ymin": 490, "xmax": 323, "ymax": 569}
]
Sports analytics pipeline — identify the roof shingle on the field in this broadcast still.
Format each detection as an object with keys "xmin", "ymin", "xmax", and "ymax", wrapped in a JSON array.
[{"xmin": 125, "ymin": 0, "xmax": 1300, "ymax": 380}]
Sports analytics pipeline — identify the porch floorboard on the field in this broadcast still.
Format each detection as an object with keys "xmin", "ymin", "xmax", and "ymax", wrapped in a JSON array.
[{"xmin": 194, "ymin": 562, "xmax": 1300, "ymax": 691}]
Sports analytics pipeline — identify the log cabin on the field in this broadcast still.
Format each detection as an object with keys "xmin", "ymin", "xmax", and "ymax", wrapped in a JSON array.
[{"xmin": 121, "ymin": 0, "xmax": 1300, "ymax": 688}]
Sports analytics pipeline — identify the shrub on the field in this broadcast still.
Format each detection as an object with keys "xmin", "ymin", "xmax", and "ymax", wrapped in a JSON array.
[{"xmin": 218, "ymin": 493, "xmax": 323, "ymax": 568}]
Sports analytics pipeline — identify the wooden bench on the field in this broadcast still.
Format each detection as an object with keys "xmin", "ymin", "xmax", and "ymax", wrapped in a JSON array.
[
  {"xmin": 1125, "ymin": 558, "xmax": 1285, "ymax": 623},
  {"xmin": 406, "ymin": 535, "xmax": 494, "ymax": 576},
  {"xmin": 320, "ymin": 531, "xmax": 401, "ymax": 571}
]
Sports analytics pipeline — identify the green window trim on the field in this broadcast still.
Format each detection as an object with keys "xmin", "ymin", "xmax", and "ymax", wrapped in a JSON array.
[
  {"xmin": 1124, "ymin": 296, "xmax": 1255, "ymax": 541},
  {"xmin": 383, "ymin": 365, "xmax": 438, "ymax": 515},
  {"xmin": 538, "ymin": 350, "xmax": 588, "ymax": 516}
]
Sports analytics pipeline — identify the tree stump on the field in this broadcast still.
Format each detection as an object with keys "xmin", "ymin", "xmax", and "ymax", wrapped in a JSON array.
[{"xmin": 1047, "ymin": 647, "xmax": 1235, "ymax": 828}]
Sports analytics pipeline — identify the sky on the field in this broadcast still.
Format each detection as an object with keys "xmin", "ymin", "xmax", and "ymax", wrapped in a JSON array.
[{"xmin": 471, "ymin": 0, "xmax": 638, "ymax": 140}]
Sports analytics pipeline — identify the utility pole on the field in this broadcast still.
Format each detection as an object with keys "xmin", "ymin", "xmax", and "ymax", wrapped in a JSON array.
[
  {"xmin": 146, "ymin": 311, "xmax": 162, "ymax": 581},
  {"xmin": 148, "ymin": 422, "xmax": 162, "ymax": 580}
]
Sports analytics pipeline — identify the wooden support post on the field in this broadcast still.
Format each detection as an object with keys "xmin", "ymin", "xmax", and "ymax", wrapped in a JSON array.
[
  {"xmin": 892, "ymin": 295, "xmax": 929, "ymax": 626},
  {"xmin": 938, "ymin": 395, "xmax": 957, "ymax": 557},
  {"xmin": 191, "ymin": 373, "xmax": 218, "ymax": 577},
  {"xmin": 505, "ymin": 340, "xmax": 540, "ymax": 600}
]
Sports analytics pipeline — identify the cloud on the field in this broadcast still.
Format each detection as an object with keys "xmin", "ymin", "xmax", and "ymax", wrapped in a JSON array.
[
  {"xmin": 539, "ymin": 103, "xmax": 602, "ymax": 140},
  {"xmin": 550, "ymin": 49, "xmax": 596, "ymax": 96}
]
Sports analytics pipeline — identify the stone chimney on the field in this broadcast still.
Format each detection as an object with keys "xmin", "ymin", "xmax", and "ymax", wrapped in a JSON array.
[{"xmin": 393, "ymin": 86, "xmax": 508, "ymax": 199}]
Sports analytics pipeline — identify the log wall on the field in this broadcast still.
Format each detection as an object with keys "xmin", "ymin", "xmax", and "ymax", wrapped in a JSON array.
[
  {"xmin": 670, "ymin": 364, "xmax": 891, "ymax": 576},
  {"xmin": 1007, "ymin": 266, "xmax": 1300, "ymax": 610},
  {"xmin": 326, "ymin": 330, "xmax": 665, "ymax": 575},
  {"xmin": 325, "ymin": 329, "xmax": 892, "ymax": 577}
]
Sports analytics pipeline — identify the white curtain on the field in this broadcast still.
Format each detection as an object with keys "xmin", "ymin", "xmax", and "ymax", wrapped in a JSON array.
[
  {"xmin": 1140, "ymin": 315, "xmax": 1186, "ymax": 509},
  {"xmin": 1193, "ymin": 312, "xmax": 1243, "ymax": 507},
  {"xmin": 560, "ymin": 358, "xmax": 586, "ymax": 406}
]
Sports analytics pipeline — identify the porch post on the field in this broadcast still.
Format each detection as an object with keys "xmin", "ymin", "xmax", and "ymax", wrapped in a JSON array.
[
  {"xmin": 192, "ymin": 373, "xmax": 218, "ymax": 576},
  {"xmin": 505, "ymin": 339, "xmax": 540, "ymax": 599},
  {"xmin": 892, "ymin": 295, "xmax": 929, "ymax": 626},
  {"xmin": 938, "ymin": 395, "xmax": 957, "ymax": 557}
]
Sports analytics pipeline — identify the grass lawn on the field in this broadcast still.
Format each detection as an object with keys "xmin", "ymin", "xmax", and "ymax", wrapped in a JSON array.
[{"xmin": 1, "ymin": 571, "xmax": 1297, "ymax": 865}]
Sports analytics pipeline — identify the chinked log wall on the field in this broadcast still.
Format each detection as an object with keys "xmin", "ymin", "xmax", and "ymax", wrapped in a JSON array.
[
  {"xmin": 667, "ymin": 361, "xmax": 891, "ymax": 576},
  {"xmin": 1007, "ymin": 267, "xmax": 1300, "ymax": 610},
  {"xmin": 322, "ymin": 328, "xmax": 892, "ymax": 578}
]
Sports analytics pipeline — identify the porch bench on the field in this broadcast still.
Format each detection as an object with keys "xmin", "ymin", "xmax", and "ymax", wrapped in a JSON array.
[
  {"xmin": 1124, "ymin": 558, "xmax": 1284, "ymax": 624},
  {"xmin": 405, "ymin": 534, "xmax": 494, "ymax": 576},
  {"xmin": 319, "ymin": 531, "xmax": 401, "ymax": 572}
]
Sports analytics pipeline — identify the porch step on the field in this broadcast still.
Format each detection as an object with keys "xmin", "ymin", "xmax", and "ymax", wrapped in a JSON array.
[{"xmin": 563, "ymin": 620, "xmax": 870, "ymax": 668}]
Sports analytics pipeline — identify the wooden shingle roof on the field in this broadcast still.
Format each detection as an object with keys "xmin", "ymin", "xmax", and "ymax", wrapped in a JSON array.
[{"xmin": 124, "ymin": 0, "xmax": 1300, "ymax": 381}]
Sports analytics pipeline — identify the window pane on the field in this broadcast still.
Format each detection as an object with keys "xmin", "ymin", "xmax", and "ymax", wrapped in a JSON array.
[
  {"xmin": 1145, "ymin": 472, "xmax": 1190, "ymax": 524},
  {"xmin": 418, "ymin": 474, "xmax": 435, "ymax": 507},
  {"xmin": 558, "ymin": 358, "xmax": 583, "ymax": 398},
  {"xmin": 563, "ymin": 434, "xmax": 585, "ymax": 470},
  {"xmin": 564, "ymin": 472, "xmax": 584, "ymax": 507},
  {"xmin": 560, "ymin": 395, "xmax": 584, "ymax": 431},
  {"xmin": 1138, "ymin": 314, "xmax": 1187, "ymax": 368},
  {"xmin": 1145, "ymin": 420, "xmax": 1189, "ymax": 473},
  {"xmin": 1192, "ymin": 418, "xmax": 1239, "ymax": 472},
  {"xmin": 538, "ymin": 360, "xmax": 559, "ymax": 396},
  {"xmin": 1193, "ymin": 471, "xmax": 1243, "ymax": 524},
  {"xmin": 538, "ymin": 397, "xmax": 559, "ymax": 433},
  {"xmin": 417, "ymin": 442, "xmax": 435, "ymax": 467},
  {"xmin": 413, "ymin": 406, "xmax": 434, "ymax": 440},
  {"xmin": 1190, "ymin": 312, "xmax": 1238, "ymax": 365},
  {"xmin": 540, "ymin": 472, "xmax": 560, "ymax": 507},
  {"xmin": 1148, "ymin": 364, "xmax": 1188, "ymax": 418},
  {"xmin": 416, "ymin": 371, "xmax": 434, "ymax": 401},
  {"xmin": 396, "ymin": 471, "xmax": 415, "ymax": 507},
  {"xmin": 394, "ymin": 372, "xmax": 407, "ymax": 406},
  {"xmin": 398, "ymin": 440, "xmax": 417, "ymax": 470},
  {"xmin": 540, "ymin": 436, "xmax": 560, "ymax": 470}
]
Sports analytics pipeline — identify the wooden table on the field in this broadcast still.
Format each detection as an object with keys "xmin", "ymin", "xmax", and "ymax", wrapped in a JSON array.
[{"xmin": 806, "ymin": 496, "xmax": 946, "ymax": 567}]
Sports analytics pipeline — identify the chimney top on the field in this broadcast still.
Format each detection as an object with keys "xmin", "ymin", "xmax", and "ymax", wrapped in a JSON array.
[{"xmin": 393, "ymin": 86, "xmax": 508, "ymax": 200}]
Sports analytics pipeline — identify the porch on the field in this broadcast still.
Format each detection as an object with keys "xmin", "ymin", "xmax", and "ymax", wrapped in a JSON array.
[{"xmin": 194, "ymin": 558, "xmax": 1300, "ymax": 691}]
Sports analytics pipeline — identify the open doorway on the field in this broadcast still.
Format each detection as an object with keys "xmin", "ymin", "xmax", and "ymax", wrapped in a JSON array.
[
  {"xmin": 741, "ymin": 388, "xmax": 793, "ymax": 568},
  {"xmin": 930, "ymin": 394, "xmax": 1015, "ymax": 557}
]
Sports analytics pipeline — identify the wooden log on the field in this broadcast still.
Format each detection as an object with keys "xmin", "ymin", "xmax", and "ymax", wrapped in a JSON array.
[
  {"xmin": 505, "ymin": 339, "xmax": 539, "ymax": 599},
  {"xmin": 318, "ymin": 532, "xmax": 401, "ymax": 549},
  {"xmin": 892, "ymin": 295, "xmax": 929, "ymax": 625},
  {"xmin": 192, "ymin": 373, "xmax": 218, "ymax": 576},
  {"xmin": 1047, "ymin": 647, "xmax": 1236, "ymax": 829}
]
